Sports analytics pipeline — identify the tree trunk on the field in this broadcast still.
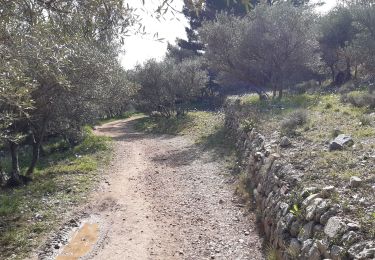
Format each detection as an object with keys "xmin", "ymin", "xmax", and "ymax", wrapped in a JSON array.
[
  {"xmin": 26, "ymin": 120, "xmax": 47, "ymax": 176},
  {"xmin": 26, "ymin": 139, "xmax": 40, "ymax": 176},
  {"xmin": 272, "ymin": 86, "xmax": 277, "ymax": 99},
  {"xmin": 278, "ymin": 88, "xmax": 283, "ymax": 100},
  {"xmin": 354, "ymin": 64, "xmax": 358, "ymax": 80},
  {"xmin": 345, "ymin": 59, "xmax": 352, "ymax": 81},
  {"xmin": 330, "ymin": 66, "xmax": 335, "ymax": 82},
  {"xmin": 9, "ymin": 141, "xmax": 21, "ymax": 185}
]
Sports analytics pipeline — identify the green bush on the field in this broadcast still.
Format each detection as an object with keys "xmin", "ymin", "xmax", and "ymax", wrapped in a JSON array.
[
  {"xmin": 281, "ymin": 110, "xmax": 308, "ymax": 135},
  {"xmin": 74, "ymin": 126, "xmax": 110, "ymax": 155},
  {"xmin": 359, "ymin": 114, "xmax": 373, "ymax": 126},
  {"xmin": 341, "ymin": 91, "xmax": 375, "ymax": 109}
]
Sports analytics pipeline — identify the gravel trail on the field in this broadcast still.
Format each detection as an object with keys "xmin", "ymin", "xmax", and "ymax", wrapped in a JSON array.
[{"xmin": 58, "ymin": 117, "xmax": 264, "ymax": 260}]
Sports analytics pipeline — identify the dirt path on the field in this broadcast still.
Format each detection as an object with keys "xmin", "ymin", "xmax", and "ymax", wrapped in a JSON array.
[{"xmin": 56, "ymin": 117, "xmax": 264, "ymax": 259}]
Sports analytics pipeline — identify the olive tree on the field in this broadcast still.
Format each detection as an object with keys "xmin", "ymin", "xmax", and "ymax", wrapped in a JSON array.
[
  {"xmin": 0, "ymin": 0, "xmax": 137, "ymax": 184},
  {"xmin": 199, "ymin": 3, "xmax": 320, "ymax": 99},
  {"xmin": 136, "ymin": 58, "xmax": 208, "ymax": 117}
]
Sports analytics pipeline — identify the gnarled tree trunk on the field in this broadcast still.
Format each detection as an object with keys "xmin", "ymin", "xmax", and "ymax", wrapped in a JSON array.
[{"xmin": 9, "ymin": 141, "xmax": 21, "ymax": 185}]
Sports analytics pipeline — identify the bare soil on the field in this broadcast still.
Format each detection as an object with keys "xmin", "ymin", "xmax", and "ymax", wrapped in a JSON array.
[{"xmin": 40, "ymin": 117, "xmax": 264, "ymax": 260}]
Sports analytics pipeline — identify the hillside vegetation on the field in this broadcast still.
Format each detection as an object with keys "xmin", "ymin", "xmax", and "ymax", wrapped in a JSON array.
[
  {"xmin": 230, "ymin": 90, "xmax": 375, "ymax": 239},
  {"xmin": 0, "ymin": 128, "xmax": 111, "ymax": 259}
]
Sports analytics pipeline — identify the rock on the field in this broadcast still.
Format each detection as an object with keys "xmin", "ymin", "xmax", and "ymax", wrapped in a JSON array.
[
  {"xmin": 320, "ymin": 207, "xmax": 338, "ymax": 225},
  {"xmin": 305, "ymin": 198, "xmax": 323, "ymax": 221},
  {"xmin": 280, "ymin": 136, "xmax": 291, "ymax": 148},
  {"xmin": 341, "ymin": 231, "xmax": 360, "ymax": 247},
  {"xmin": 331, "ymin": 245, "xmax": 345, "ymax": 260},
  {"xmin": 347, "ymin": 222, "xmax": 361, "ymax": 231},
  {"xmin": 34, "ymin": 213, "xmax": 44, "ymax": 221},
  {"xmin": 313, "ymin": 224, "xmax": 324, "ymax": 237},
  {"xmin": 290, "ymin": 220, "xmax": 302, "ymax": 237},
  {"xmin": 348, "ymin": 241, "xmax": 375, "ymax": 259},
  {"xmin": 349, "ymin": 176, "xmax": 362, "ymax": 188},
  {"xmin": 324, "ymin": 217, "xmax": 347, "ymax": 238},
  {"xmin": 301, "ymin": 239, "xmax": 314, "ymax": 258},
  {"xmin": 329, "ymin": 134, "xmax": 354, "ymax": 151},
  {"xmin": 302, "ymin": 193, "xmax": 321, "ymax": 207},
  {"xmin": 288, "ymin": 238, "xmax": 301, "ymax": 257},
  {"xmin": 301, "ymin": 187, "xmax": 319, "ymax": 199},
  {"xmin": 316, "ymin": 240, "xmax": 330, "ymax": 258},
  {"xmin": 308, "ymin": 242, "xmax": 322, "ymax": 260},
  {"xmin": 320, "ymin": 186, "xmax": 336, "ymax": 198},
  {"xmin": 314, "ymin": 200, "xmax": 331, "ymax": 222},
  {"xmin": 298, "ymin": 221, "xmax": 314, "ymax": 242}
]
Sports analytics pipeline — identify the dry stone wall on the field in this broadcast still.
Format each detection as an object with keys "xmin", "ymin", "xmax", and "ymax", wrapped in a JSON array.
[{"xmin": 224, "ymin": 101, "xmax": 375, "ymax": 260}]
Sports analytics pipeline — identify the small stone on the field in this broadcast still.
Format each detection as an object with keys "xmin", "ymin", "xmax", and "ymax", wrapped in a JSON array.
[
  {"xmin": 324, "ymin": 217, "xmax": 347, "ymax": 238},
  {"xmin": 316, "ymin": 240, "xmax": 330, "ymax": 258},
  {"xmin": 290, "ymin": 220, "xmax": 302, "ymax": 237},
  {"xmin": 298, "ymin": 221, "xmax": 314, "ymax": 242},
  {"xmin": 308, "ymin": 242, "xmax": 321, "ymax": 260},
  {"xmin": 289, "ymin": 238, "xmax": 301, "ymax": 256},
  {"xmin": 314, "ymin": 200, "xmax": 331, "ymax": 222},
  {"xmin": 305, "ymin": 198, "xmax": 323, "ymax": 221},
  {"xmin": 349, "ymin": 176, "xmax": 362, "ymax": 188},
  {"xmin": 302, "ymin": 193, "xmax": 321, "ymax": 207},
  {"xmin": 219, "ymin": 199, "xmax": 224, "ymax": 204},
  {"xmin": 329, "ymin": 134, "xmax": 354, "ymax": 151},
  {"xmin": 301, "ymin": 187, "xmax": 319, "ymax": 198},
  {"xmin": 35, "ymin": 213, "xmax": 44, "ymax": 221},
  {"xmin": 301, "ymin": 239, "xmax": 314, "ymax": 258},
  {"xmin": 331, "ymin": 245, "xmax": 345, "ymax": 260},
  {"xmin": 320, "ymin": 207, "xmax": 337, "ymax": 225},
  {"xmin": 347, "ymin": 222, "xmax": 361, "ymax": 231},
  {"xmin": 280, "ymin": 136, "xmax": 291, "ymax": 148},
  {"xmin": 341, "ymin": 231, "xmax": 360, "ymax": 247}
]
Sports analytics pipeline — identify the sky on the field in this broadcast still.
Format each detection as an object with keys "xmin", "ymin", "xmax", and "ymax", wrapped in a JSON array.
[
  {"xmin": 120, "ymin": 0, "xmax": 188, "ymax": 69},
  {"xmin": 120, "ymin": 0, "xmax": 338, "ymax": 70}
]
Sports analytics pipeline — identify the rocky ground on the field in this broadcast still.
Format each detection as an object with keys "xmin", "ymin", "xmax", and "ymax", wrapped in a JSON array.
[
  {"xmin": 36, "ymin": 117, "xmax": 264, "ymax": 260},
  {"xmin": 225, "ymin": 93, "xmax": 375, "ymax": 259}
]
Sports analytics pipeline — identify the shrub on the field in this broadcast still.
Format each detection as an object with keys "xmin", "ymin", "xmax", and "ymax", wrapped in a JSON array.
[
  {"xmin": 342, "ymin": 91, "xmax": 375, "ymax": 109},
  {"xmin": 339, "ymin": 81, "xmax": 357, "ymax": 94},
  {"xmin": 359, "ymin": 115, "xmax": 372, "ymax": 126},
  {"xmin": 281, "ymin": 110, "xmax": 308, "ymax": 135}
]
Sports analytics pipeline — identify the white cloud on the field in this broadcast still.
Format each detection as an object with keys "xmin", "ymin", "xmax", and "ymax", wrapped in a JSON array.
[
  {"xmin": 313, "ymin": 0, "xmax": 338, "ymax": 14},
  {"xmin": 120, "ymin": 0, "xmax": 188, "ymax": 69}
]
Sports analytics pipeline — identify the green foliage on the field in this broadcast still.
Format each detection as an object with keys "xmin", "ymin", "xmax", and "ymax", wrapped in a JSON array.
[
  {"xmin": 135, "ymin": 57, "xmax": 208, "ymax": 117},
  {"xmin": 0, "ymin": 126, "xmax": 111, "ymax": 258},
  {"xmin": 74, "ymin": 127, "xmax": 111, "ymax": 155},
  {"xmin": 265, "ymin": 244, "xmax": 278, "ymax": 260},
  {"xmin": 241, "ymin": 118, "xmax": 257, "ymax": 133},
  {"xmin": 0, "ymin": 0, "xmax": 138, "ymax": 181},
  {"xmin": 290, "ymin": 204, "xmax": 302, "ymax": 218},
  {"xmin": 342, "ymin": 91, "xmax": 375, "ymax": 109},
  {"xmin": 359, "ymin": 114, "xmax": 373, "ymax": 126},
  {"xmin": 199, "ymin": 3, "xmax": 319, "ymax": 98},
  {"xmin": 0, "ymin": 195, "xmax": 21, "ymax": 216}
]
